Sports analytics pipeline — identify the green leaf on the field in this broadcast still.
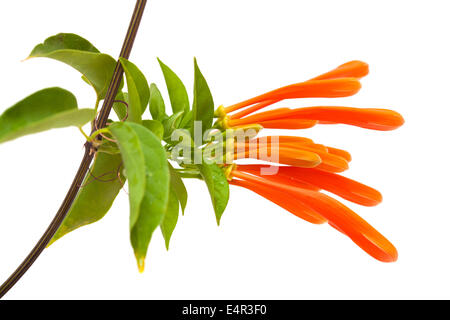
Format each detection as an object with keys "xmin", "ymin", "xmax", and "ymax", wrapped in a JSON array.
[
  {"xmin": 162, "ymin": 111, "xmax": 184, "ymax": 141},
  {"xmin": 198, "ymin": 162, "xmax": 229, "ymax": 225},
  {"xmin": 192, "ymin": 58, "xmax": 214, "ymax": 136},
  {"xmin": 149, "ymin": 83, "xmax": 167, "ymax": 121},
  {"xmin": 157, "ymin": 58, "xmax": 190, "ymax": 115},
  {"xmin": 29, "ymin": 33, "xmax": 119, "ymax": 100},
  {"xmin": 29, "ymin": 33, "xmax": 100, "ymax": 54},
  {"xmin": 109, "ymin": 122, "xmax": 170, "ymax": 272},
  {"xmin": 142, "ymin": 120, "xmax": 164, "ymax": 140},
  {"xmin": 0, "ymin": 87, "xmax": 95, "ymax": 143},
  {"xmin": 97, "ymin": 142, "xmax": 121, "ymax": 155},
  {"xmin": 119, "ymin": 58, "xmax": 150, "ymax": 123},
  {"xmin": 49, "ymin": 150, "xmax": 125, "ymax": 245},
  {"xmin": 179, "ymin": 110, "xmax": 193, "ymax": 129},
  {"xmin": 113, "ymin": 92, "xmax": 129, "ymax": 121},
  {"xmin": 169, "ymin": 163, "xmax": 188, "ymax": 215},
  {"xmin": 160, "ymin": 187, "xmax": 179, "ymax": 250},
  {"xmin": 108, "ymin": 123, "xmax": 146, "ymax": 228},
  {"xmin": 160, "ymin": 164, "xmax": 188, "ymax": 250}
]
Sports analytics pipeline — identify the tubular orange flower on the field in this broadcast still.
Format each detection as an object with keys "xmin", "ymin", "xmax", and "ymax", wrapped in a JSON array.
[
  {"xmin": 236, "ymin": 165, "xmax": 381, "ymax": 207},
  {"xmin": 217, "ymin": 60, "xmax": 404, "ymax": 131},
  {"xmin": 326, "ymin": 146, "xmax": 352, "ymax": 162},
  {"xmin": 228, "ymin": 107, "xmax": 404, "ymax": 131},
  {"xmin": 230, "ymin": 169, "xmax": 397, "ymax": 263},
  {"xmin": 227, "ymin": 60, "xmax": 369, "ymax": 120},
  {"xmin": 310, "ymin": 60, "xmax": 369, "ymax": 81},
  {"xmin": 231, "ymin": 178, "xmax": 327, "ymax": 225},
  {"xmin": 224, "ymin": 78, "xmax": 362, "ymax": 114},
  {"xmin": 233, "ymin": 136, "xmax": 350, "ymax": 172},
  {"xmin": 249, "ymin": 119, "xmax": 318, "ymax": 130},
  {"xmin": 217, "ymin": 61, "xmax": 403, "ymax": 263},
  {"xmin": 234, "ymin": 144, "xmax": 322, "ymax": 168}
]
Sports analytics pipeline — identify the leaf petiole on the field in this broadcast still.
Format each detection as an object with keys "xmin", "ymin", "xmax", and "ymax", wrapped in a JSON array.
[
  {"xmin": 174, "ymin": 168, "xmax": 202, "ymax": 179},
  {"xmin": 177, "ymin": 172, "xmax": 202, "ymax": 179},
  {"xmin": 89, "ymin": 128, "xmax": 111, "ymax": 141},
  {"xmin": 78, "ymin": 127, "xmax": 91, "ymax": 141},
  {"xmin": 93, "ymin": 98, "xmax": 101, "ymax": 113}
]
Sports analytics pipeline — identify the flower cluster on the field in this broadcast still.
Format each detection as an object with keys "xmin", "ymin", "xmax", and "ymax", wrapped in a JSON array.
[{"xmin": 216, "ymin": 61, "xmax": 404, "ymax": 262}]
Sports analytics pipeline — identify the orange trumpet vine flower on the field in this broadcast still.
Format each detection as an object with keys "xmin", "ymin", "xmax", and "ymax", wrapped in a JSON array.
[
  {"xmin": 229, "ymin": 166, "xmax": 397, "ymax": 263},
  {"xmin": 215, "ymin": 60, "xmax": 404, "ymax": 131},
  {"xmin": 218, "ymin": 61, "xmax": 403, "ymax": 262},
  {"xmin": 232, "ymin": 136, "xmax": 350, "ymax": 172}
]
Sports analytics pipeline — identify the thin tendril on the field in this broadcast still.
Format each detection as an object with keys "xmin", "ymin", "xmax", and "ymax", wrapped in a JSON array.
[
  {"xmin": 79, "ymin": 168, "xmax": 120, "ymax": 188},
  {"xmin": 90, "ymin": 127, "xmax": 118, "ymax": 144},
  {"xmin": 98, "ymin": 132, "xmax": 118, "ymax": 143},
  {"xmin": 106, "ymin": 100, "xmax": 130, "ymax": 126},
  {"xmin": 115, "ymin": 100, "xmax": 129, "ymax": 122},
  {"xmin": 116, "ymin": 162, "xmax": 128, "ymax": 195}
]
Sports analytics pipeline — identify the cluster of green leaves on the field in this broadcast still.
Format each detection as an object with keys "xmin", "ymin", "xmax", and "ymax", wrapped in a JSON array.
[{"xmin": 0, "ymin": 33, "xmax": 230, "ymax": 271}]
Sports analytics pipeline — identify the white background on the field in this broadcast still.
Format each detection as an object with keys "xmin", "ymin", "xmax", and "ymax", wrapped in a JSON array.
[{"xmin": 0, "ymin": 0, "xmax": 448, "ymax": 299}]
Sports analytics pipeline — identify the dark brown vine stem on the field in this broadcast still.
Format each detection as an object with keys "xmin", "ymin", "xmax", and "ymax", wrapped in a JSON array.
[{"xmin": 0, "ymin": 0, "xmax": 147, "ymax": 298}]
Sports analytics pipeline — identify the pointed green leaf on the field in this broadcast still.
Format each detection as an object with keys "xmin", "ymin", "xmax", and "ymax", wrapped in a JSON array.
[
  {"xmin": 161, "ymin": 164, "xmax": 189, "ymax": 249},
  {"xmin": 109, "ymin": 122, "xmax": 170, "ymax": 271},
  {"xmin": 157, "ymin": 58, "xmax": 190, "ymax": 115},
  {"xmin": 192, "ymin": 58, "xmax": 214, "ymax": 136},
  {"xmin": 160, "ymin": 187, "xmax": 179, "ymax": 250},
  {"xmin": 119, "ymin": 58, "xmax": 150, "ymax": 123},
  {"xmin": 113, "ymin": 92, "xmax": 129, "ymax": 121},
  {"xmin": 29, "ymin": 33, "xmax": 100, "ymax": 54},
  {"xmin": 149, "ymin": 83, "xmax": 167, "ymax": 121},
  {"xmin": 162, "ymin": 111, "xmax": 184, "ymax": 140},
  {"xmin": 97, "ymin": 142, "xmax": 121, "ymax": 155},
  {"xmin": 29, "ymin": 33, "xmax": 119, "ymax": 100},
  {"xmin": 50, "ymin": 150, "xmax": 125, "ymax": 245},
  {"xmin": 108, "ymin": 123, "xmax": 146, "ymax": 228},
  {"xmin": 0, "ymin": 88, "xmax": 95, "ymax": 143},
  {"xmin": 169, "ymin": 163, "xmax": 187, "ymax": 215},
  {"xmin": 198, "ymin": 162, "xmax": 229, "ymax": 225},
  {"xmin": 142, "ymin": 120, "xmax": 164, "ymax": 140},
  {"xmin": 180, "ymin": 110, "xmax": 193, "ymax": 129}
]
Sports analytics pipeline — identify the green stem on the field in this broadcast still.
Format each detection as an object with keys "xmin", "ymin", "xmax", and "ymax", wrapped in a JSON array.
[{"xmin": 177, "ymin": 172, "xmax": 202, "ymax": 179}]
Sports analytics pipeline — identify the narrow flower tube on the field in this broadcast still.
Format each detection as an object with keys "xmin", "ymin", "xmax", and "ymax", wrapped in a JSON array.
[
  {"xmin": 234, "ymin": 145, "xmax": 322, "ymax": 168},
  {"xmin": 235, "ymin": 138, "xmax": 349, "ymax": 172},
  {"xmin": 225, "ymin": 61, "xmax": 368, "ymax": 119},
  {"xmin": 234, "ymin": 166, "xmax": 320, "ymax": 191},
  {"xmin": 287, "ymin": 107, "xmax": 405, "ymax": 131},
  {"xmin": 253, "ymin": 136, "xmax": 328, "ymax": 153},
  {"xmin": 284, "ymin": 145, "xmax": 348, "ymax": 172},
  {"xmin": 232, "ymin": 170, "xmax": 398, "ymax": 262},
  {"xmin": 232, "ymin": 107, "xmax": 292, "ymax": 123},
  {"xmin": 255, "ymin": 119, "xmax": 318, "ymax": 130},
  {"xmin": 229, "ymin": 106, "xmax": 404, "ymax": 131},
  {"xmin": 237, "ymin": 165, "xmax": 382, "ymax": 206},
  {"xmin": 230, "ymin": 100, "xmax": 281, "ymax": 120},
  {"xmin": 311, "ymin": 60, "xmax": 369, "ymax": 81},
  {"xmin": 224, "ymin": 78, "xmax": 362, "ymax": 114},
  {"xmin": 230, "ymin": 178, "xmax": 327, "ymax": 224},
  {"xmin": 262, "ymin": 135, "xmax": 314, "ymax": 145},
  {"xmin": 326, "ymin": 146, "xmax": 352, "ymax": 162}
]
